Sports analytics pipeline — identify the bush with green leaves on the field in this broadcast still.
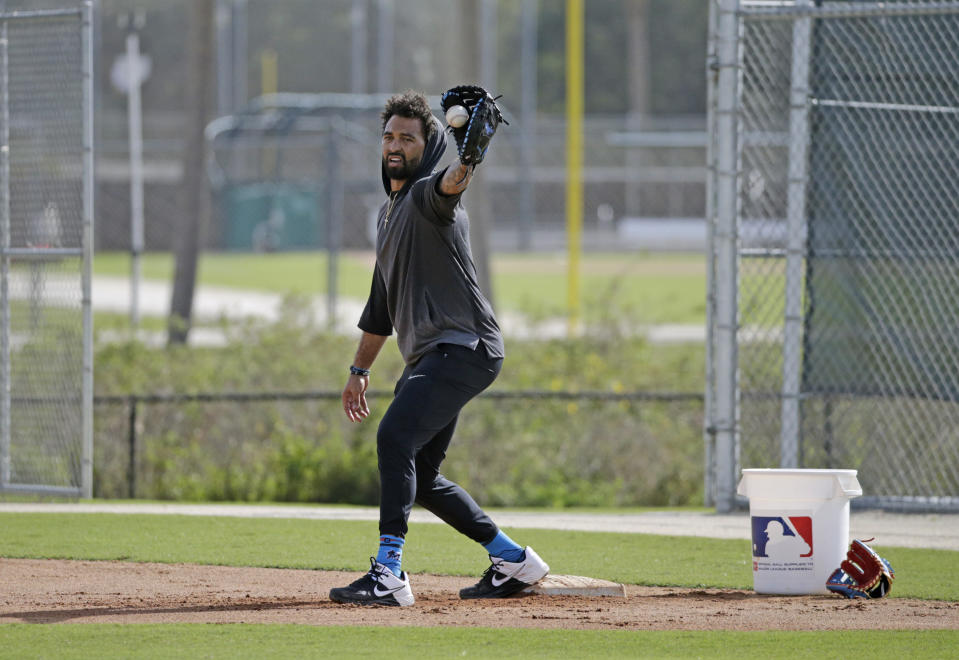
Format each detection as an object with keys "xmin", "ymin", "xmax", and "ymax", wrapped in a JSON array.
[{"xmin": 94, "ymin": 296, "xmax": 705, "ymax": 506}]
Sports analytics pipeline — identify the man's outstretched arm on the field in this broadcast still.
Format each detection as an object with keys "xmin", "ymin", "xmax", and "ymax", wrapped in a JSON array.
[{"xmin": 438, "ymin": 161, "xmax": 474, "ymax": 196}]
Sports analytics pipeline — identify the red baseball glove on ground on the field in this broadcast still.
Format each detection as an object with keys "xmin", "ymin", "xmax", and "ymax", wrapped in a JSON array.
[{"xmin": 826, "ymin": 539, "xmax": 895, "ymax": 599}]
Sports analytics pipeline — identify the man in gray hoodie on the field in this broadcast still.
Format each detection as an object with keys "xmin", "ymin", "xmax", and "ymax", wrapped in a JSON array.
[{"xmin": 330, "ymin": 90, "xmax": 548, "ymax": 607}]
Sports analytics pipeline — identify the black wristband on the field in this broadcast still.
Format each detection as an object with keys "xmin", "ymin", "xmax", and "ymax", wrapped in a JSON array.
[{"xmin": 349, "ymin": 365, "xmax": 371, "ymax": 377}]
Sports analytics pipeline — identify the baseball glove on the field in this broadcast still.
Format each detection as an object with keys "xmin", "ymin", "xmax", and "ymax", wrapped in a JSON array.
[
  {"xmin": 826, "ymin": 539, "xmax": 895, "ymax": 599},
  {"xmin": 441, "ymin": 85, "xmax": 508, "ymax": 166}
]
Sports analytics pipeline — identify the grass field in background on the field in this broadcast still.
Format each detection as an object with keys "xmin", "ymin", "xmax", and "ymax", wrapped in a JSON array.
[
  {"xmin": 0, "ymin": 512, "xmax": 955, "ymax": 601},
  {"xmin": 93, "ymin": 251, "xmax": 708, "ymax": 325},
  {"xmin": 1, "ymin": 626, "xmax": 956, "ymax": 660}
]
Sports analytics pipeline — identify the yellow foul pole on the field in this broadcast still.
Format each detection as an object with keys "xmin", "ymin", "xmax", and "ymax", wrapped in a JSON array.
[
  {"xmin": 260, "ymin": 49, "xmax": 279, "ymax": 176},
  {"xmin": 261, "ymin": 48, "xmax": 278, "ymax": 97},
  {"xmin": 566, "ymin": 0, "xmax": 584, "ymax": 335}
]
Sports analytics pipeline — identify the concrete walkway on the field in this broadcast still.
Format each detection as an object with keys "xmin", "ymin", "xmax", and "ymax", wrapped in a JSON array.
[
  {"xmin": 1, "ymin": 502, "xmax": 955, "ymax": 550},
  {"xmin": 7, "ymin": 273, "xmax": 705, "ymax": 344},
  {"xmin": 88, "ymin": 276, "xmax": 705, "ymax": 345}
]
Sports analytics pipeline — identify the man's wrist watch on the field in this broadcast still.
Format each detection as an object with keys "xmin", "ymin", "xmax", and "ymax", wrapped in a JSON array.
[{"xmin": 349, "ymin": 365, "xmax": 371, "ymax": 377}]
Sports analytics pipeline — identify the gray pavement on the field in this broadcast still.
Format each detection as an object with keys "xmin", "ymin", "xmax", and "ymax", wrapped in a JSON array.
[
  {"xmin": 1, "ymin": 502, "xmax": 955, "ymax": 550},
  {"xmin": 8, "ymin": 273, "xmax": 706, "ymax": 344},
  {"xmin": 86, "ymin": 276, "xmax": 706, "ymax": 345}
]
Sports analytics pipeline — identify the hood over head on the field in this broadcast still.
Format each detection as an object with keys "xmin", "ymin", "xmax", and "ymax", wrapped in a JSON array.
[{"xmin": 381, "ymin": 114, "xmax": 447, "ymax": 195}]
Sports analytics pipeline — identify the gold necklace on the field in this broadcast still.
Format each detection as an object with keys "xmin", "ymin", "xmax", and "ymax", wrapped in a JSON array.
[{"xmin": 385, "ymin": 192, "xmax": 400, "ymax": 225}]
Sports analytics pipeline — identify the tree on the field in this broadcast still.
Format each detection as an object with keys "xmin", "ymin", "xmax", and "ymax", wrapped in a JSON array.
[
  {"xmin": 626, "ymin": 0, "xmax": 650, "ymax": 118},
  {"xmin": 168, "ymin": 0, "xmax": 215, "ymax": 345},
  {"xmin": 625, "ymin": 0, "xmax": 650, "ymax": 218}
]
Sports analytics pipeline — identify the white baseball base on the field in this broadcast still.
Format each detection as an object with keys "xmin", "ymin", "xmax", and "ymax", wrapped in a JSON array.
[{"xmin": 522, "ymin": 574, "xmax": 627, "ymax": 598}]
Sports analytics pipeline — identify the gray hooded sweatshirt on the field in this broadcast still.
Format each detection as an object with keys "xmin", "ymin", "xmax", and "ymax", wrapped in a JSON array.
[{"xmin": 358, "ymin": 116, "xmax": 505, "ymax": 366}]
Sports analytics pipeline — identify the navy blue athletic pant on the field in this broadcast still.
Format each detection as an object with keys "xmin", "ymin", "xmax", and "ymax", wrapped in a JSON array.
[{"xmin": 377, "ymin": 343, "xmax": 502, "ymax": 543}]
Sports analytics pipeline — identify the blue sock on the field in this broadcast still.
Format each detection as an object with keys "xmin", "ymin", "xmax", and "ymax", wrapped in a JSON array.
[
  {"xmin": 376, "ymin": 534, "xmax": 405, "ymax": 577},
  {"xmin": 482, "ymin": 531, "xmax": 525, "ymax": 563}
]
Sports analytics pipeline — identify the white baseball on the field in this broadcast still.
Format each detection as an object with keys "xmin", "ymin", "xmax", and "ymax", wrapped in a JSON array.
[{"xmin": 445, "ymin": 105, "xmax": 469, "ymax": 128}]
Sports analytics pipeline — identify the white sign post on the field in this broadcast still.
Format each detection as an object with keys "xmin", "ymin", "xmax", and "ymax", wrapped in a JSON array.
[{"xmin": 111, "ymin": 12, "xmax": 151, "ymax": 329}]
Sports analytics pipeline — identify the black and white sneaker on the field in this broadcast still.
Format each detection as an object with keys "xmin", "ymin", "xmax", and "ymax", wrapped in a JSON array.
[
  {"xmin": 329, "ymin": 558, "xmax": 414, "ymax": 607},
  {"xmin": 459, "ymin": 546, "xmax": 549, "ymax": 599}
]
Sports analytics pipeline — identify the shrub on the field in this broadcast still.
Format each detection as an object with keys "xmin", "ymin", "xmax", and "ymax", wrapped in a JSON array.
[{"xmin": 94, "ymin": 296, "xmax": 705, "ymax": 506}]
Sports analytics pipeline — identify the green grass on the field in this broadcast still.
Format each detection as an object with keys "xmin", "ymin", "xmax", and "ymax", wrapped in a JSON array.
[
  {"xmin": 0, "ymin": 498, "xmax": 710, "ymax": 514},
  {"xmin": 0, "ymin": 626, "xmax": 956, "ymax": 660},
  {"xmin": 93, "ymin": 251, "xmax": 708, "ymax": 325},
  {"xmin": 0, "ymin": 513, "xmax": 955, "ymax": 601},
  {"xmin": 2, "ymin": 512, "xmax": 955, "ymax": 659}
]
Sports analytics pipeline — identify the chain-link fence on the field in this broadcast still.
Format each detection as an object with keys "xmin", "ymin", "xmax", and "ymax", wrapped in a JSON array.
[
  {"xmin": 0, "ymin": 5, "xmax": 94, "ymax": 497},
  {"xmin": 707, "ymin": 0, "xmax": 959, "ymax": 511}
]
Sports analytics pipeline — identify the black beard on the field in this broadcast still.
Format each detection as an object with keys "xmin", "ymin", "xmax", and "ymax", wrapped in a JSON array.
[{"xmin": 384, "ymin": 154, "xmax": 420, "ymax": 181}]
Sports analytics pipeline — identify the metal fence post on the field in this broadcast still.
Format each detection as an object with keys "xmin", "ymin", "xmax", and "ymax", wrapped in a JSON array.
[
  {"xmin": 350, "ymin": 0, "xmax": 368, "ymax": 94},
  {"xmin": 128, "ymin": 396, "xmax": 138, "ymax": 499},
  {"xmin": 713, "ymin": 0, "xmax": 742, "ymax": 512},
  {"xmin": 780, "ymin": 0, "xmax": 812, "ymax": 468},
  {"xmin": 704, "ymin": 0, "xmax": 720, "ymax": 508},
  {"xmin": 518, "ymin": 0, "xmax": 538, "ymax": 251},
  {"xmin": 375, "ymin": 0, "xmax": 394, "ymax": 94},
  {"xmin": 82, "ymin": 0, "xmax": 95, "ymax": 499},
  {"xmin": 0, "ymin": 17, "xmax": 9, "ymax": 491},
  {"xmin": 326, "ymin": 124, "xmax": 342, "ymax": 330}
]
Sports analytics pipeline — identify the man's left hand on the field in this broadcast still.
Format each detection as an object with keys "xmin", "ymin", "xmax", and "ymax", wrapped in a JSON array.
[
  {"xmin": 441, "ymin": 85, "xmax": 507, "ymax": 167},
  {"xmin": 342, "ymin": 374, "xmax": 371, "ymax": 423}
]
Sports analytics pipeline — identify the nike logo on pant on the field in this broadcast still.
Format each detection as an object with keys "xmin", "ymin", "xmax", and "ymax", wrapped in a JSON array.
[{"xmin": 408, "ymin": 374, "xmax": 426, "ymax": 380}]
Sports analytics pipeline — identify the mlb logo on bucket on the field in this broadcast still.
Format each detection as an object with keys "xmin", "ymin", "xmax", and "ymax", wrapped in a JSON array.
[{"xmin": 751, "ymin": 516, "xmax": 813, "ymax": 562}]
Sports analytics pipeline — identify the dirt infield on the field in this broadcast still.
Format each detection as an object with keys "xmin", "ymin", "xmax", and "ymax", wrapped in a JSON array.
[{"xmin": 2, "ymin": 559, "xmax": 957, "ymax": 630}]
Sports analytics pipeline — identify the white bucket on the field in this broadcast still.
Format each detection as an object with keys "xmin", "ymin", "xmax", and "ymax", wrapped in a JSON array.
[{"xmin": 736, "ymin": 468, "xmax": 862, "ymax": 595}]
